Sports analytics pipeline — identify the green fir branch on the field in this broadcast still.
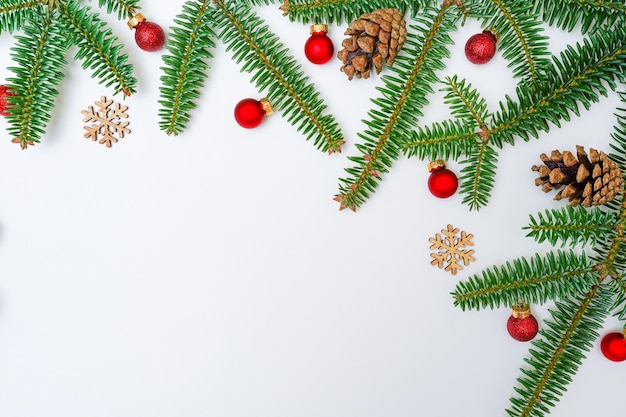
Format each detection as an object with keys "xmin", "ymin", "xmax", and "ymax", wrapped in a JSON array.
[
  {"xmin": 452, "ymin": 250, "xmax": 599, "ymax": 311},
  {"xmin": 0, "ymin": 0, "xmax": 42, "ymax": 33},
  {"xmin": 5, "ymin": 10, "xmax": 67, "ymax": 149},
  {"xmin": 213, "ymin": 0, "xmax": 344, "ymax": 154},
  {"xmin": 608, "ymin": 92, "xmax": 626, "ymax": 174},
  {"xmin": 441, "ymin": 75, "xmax": 489, "ymax": 128},
  {"xmin": 524, "ymin": 206, "xmax": 620, "ymax": 248},
  {"xmin": 159, "ymin": 0, "xmax": 216, "ymax": 135},
  {"xmin": 403, "ymin": 25, "xmax": 626, "ymax": 210},
  {"xmin": 335, "ymin": 3, "xmax": 461, "ymax": 211},
  {"xmin": 262, "ymin": 0, "xmax": 423, "ymax": 25},
  {"xmin": 507, "ymin": 284, "xmax": 612, "ymax": 417},
  {"xmin": 531, "ymin": 0, "xmax": 626, "ymax": 34},
  {"xmin": 458, "ymin": 142, "xmax": 498, "ymax": 210},
  {"xmin": 96, "ymin": 0, "xmax": 141, "ymax": 21},
  {"xmin": 59, "ymin": 0, "xmax": 136, "ymax": 96},
  {"xmin": 609, "ymin": 278, "xmax": 626, "ymax": 321},
  {"xmin": 465, "ymin": 0, "xmax": 551, "ymax": 80}
]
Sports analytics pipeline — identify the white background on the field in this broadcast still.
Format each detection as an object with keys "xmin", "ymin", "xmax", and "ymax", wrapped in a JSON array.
[{"xmin": 0, "ymin": 2, "xmax": 623, "ymax": 416}]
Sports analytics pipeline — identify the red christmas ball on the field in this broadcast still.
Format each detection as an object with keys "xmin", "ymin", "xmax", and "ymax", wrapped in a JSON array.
[
  {"xmin": 0, "ymin": 84, "xmax": 16, "ymax": 117},
  {"xmin": 132, "ymin": 15, "xmax": 165, "ymax": 52},
  {"xmin": 304, "ymin": 25, "xmax": 334, "ymax": 65},
  {"xmin": 507, "ymin": 303, "xmax": 539, "ymax": 342},
  {"xmin": 600, "ymin": 331, "xmax": 626, "ymax": 362},
  {"xmin": 427, "ymin": 161, "xmax": 458, "ymax": 198},
  {"xmin": 234, "ymin": 97, "xmax": 273, "ymax": 129},
  {"xmin": 465, "ymin": 30, "xmax": 497, "ymax": 64}
]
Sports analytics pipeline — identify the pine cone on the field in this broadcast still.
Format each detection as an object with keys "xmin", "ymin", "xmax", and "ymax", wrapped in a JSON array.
[
  {"xmin": 337, "ymin": 8, "xmax": 407, "ymax": 80},
  {"xmin": 532, "ymin": 145, "xmax": 623, "ymax": 207}
]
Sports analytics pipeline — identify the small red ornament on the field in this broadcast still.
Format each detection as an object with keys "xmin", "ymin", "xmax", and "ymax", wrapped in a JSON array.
[
  {"xmin": 427, "ymin": 160, "xmax": 458, "ymax": 198},
  {"xmin": 507, "ymin": 303, "xmax": 539, "ymax": 342},
  {"xmin": 128, "ymin": 13, "xmax": 165, "ymax": 52},
  {"xmin": 600, "ymin": 330, "xmax": 626, "ymax": 362},
  {"xmin": 0, "ymin": 84, "xmax": 16, "ymax": 117},
  {"xmin": 234, "ymin": 97, "xmax": 274, "ymax": 129},
  {"xmin": 465, "ymin": 30, "xmax": 497, "ymax": 65},
  {"xmin": 304, "ymin": 24, "xmax": 334, "ymax": 65}
]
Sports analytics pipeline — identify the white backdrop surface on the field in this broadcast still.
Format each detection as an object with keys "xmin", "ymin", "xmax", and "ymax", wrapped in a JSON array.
[{"xmin": 0, "ymin": 2, "xmax": 623, "ymax": 417}]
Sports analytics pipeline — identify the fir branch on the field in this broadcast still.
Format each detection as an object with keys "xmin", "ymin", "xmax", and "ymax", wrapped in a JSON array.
[
  {"xmin": 608, "ymin": 92, "xmax": 626, "ymax": 174},
  {"xmin": 465, "ymin": 0, "xmax": 551, "ymax": 80},
  {"xmin": 403, "ymin": 25, "xmax": 625, "ymax": 209},
  {"xmin": 266, "ymin": 0, "xmax": 422, "ymax": 25},
  {"xmin": 96, "ymin": 0, "xmax": 141, "ymax": 21},
  {"xmin": 159, "ymin": 0, "xmax": 216, "ymax": 135},
  {"xmin": 213, "ymin": 0, "xmax": 344, "ymax": 154},
  {"xmin": 507, "ymin": 284, "xmax": 612, "ymax": 417},
  {"xmin": 59, "ymin": 0, "xmax": 136, "ymax": 96},
  {"xmin": 532, "ymin": 0, "xmax": 626, "ymax": 34},
  {"xmin": 452, "ymin": 250, "xmax": 599, "ymax": 311},
  {"xmin": 609, "ymin": 278, "xmax": 626, "ymax": 321},
  {"xmin": 458, "ymin": 142, "xmax": 498, "ymax": 210},
  {"xmin": 335, "ymin": 3, "xmax": 461, "ymax": 211},
  {"xmin": 6, "ymin": 10, "xmax": 67, "ymax": 148},
  {"xmin": 524, "ymin": 206, "xmax": 620, "ymax": 248},
  {"xmin": 402, "ymin": 119, "xmax": 478, "ymax": 161},
  {"xmin": 441, "ymin": 75, "xmax": 488, "ymax": 129},
  {"xmin": 0, "ymin": 0, "xmax": 42, "ymax": 33}
]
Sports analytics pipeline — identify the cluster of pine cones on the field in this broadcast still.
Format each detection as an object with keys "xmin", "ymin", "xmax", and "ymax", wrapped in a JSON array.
[{"xmin": 336, "ymin": 8, "xmax": 407, "ymax": 80}]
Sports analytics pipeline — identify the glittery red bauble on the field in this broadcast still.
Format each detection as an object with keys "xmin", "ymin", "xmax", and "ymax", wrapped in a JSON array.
[
  {"xmin": 304, "ymin": 27, "xmax": 334, "ymax": 65},
  {"xmin": 507, "ymin": 313, "xmax": 539, "ymax": 342},
  {"xmin": 600, "ymin": 332, "xmax": 626, "ymax": 362},
  {"xmin": 428, "ymin": 165, "xmax": 458, "ymax": 198},
  {"xmin": 135, "ymin": 21, "xmax": 165, "ymax": 52},
  {"xmin": 465, "ymin": 30, "xmax": 497, "ymax": 64},
  {"xmin": 234, "ymin": 98, "xmax": 269, "ymax": 129},
  {"xmin": 0, "ymin": 84, "xmax": 16, "ymax": 117}
]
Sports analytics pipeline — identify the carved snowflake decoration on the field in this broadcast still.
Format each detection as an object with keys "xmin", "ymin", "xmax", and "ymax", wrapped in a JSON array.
[
  {"xmin": 81, "ymin": 96, "xmax": 131, "ymax": 148},
  {"xmin": 429, "ymin": 224, "xmax": 475, "ymax": 275}
]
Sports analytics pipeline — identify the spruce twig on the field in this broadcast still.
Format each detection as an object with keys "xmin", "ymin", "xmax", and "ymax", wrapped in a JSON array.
[
  {"xmin": 1, "ymin": 0, "xmax": 138, "ymax": 148},
  {"xmin": 212, "ymin": 0, "xmax": 345, "ymax": 154},
  {"xmin": 334, "ymin": 1, "xmax": 462, "ymax": 211}
]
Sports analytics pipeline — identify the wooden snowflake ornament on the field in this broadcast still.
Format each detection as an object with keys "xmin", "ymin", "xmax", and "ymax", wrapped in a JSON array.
[
  {"xmin": 82, "ymin": 96, "xmax": 131, "ymax": 148},
  {"xmin": 429, "ymin": 224, "xmax": 475, "ymax": 275}
]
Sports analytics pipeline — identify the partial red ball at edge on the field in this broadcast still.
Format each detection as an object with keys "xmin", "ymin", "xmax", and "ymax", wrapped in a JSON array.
[
  {"xmin": 600, "ymin": 332, "xmax": 626, "ymax": 362},
  {"xmin": 135, "ymin": 21, "xmax": 165, "ymax": 52},
  {"xmin": 0, "ymin": 84, "xmax": 16, "ymax": 117}
]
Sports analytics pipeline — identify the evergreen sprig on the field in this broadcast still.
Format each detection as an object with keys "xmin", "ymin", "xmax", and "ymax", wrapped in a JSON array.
[
  {"xmin": 213, "ymin": 0, "xmax": 345, "ymax": 154},
  {"xmin": 334, "ymin": 2, "xmax": 462, "ymax": 211},
  {"xmin": 60, "ymin": 0, "xmax": 136, "ymax": 96},
  {"xmin": 452, "ymin": 250, "xmax": 599, "ymax": 311},
  {"xmin": 1, "ymin": 0, "xmax": 138, "ymax": 148},
  {"xmin": 158, "ymin": 0, "xmax": 215, "ymax": 135},
  {"xmin": 6, "ymin": 10, "xmax": 67, "ymax": 149},
  {"xmin": 507, "ymin": 285, "xmax": 612, "ymax": 417},
  {"xmin": 243, "ymin": 0, "xmax": 422, "ymax": 25},
  {"xmin": 0, "ymin": 0, "xmax": 42, "ymax": 33},
  {"xmin": 96, "ymin": 0, "xmax": 140, "ymax": 21},
  {"xmin": 403, "ymin": 24, "xmax": 626, "ymax": 210},
  {"xmin": 532, "ymin": 0, "xmax": 626, "ymax": 34},
  {"xmin": 524, "ymin": 206, "xmax": 620, "ymax": 248}
]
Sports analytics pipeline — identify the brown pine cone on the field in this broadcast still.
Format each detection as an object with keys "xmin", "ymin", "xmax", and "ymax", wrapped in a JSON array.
[
  {"xmin": 337, "ymin": 8, "xmax": 407, "ymax": 80},
  {"xmin": 532, "ymin": 145, "xmax": 623, "ymax": 207}
]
